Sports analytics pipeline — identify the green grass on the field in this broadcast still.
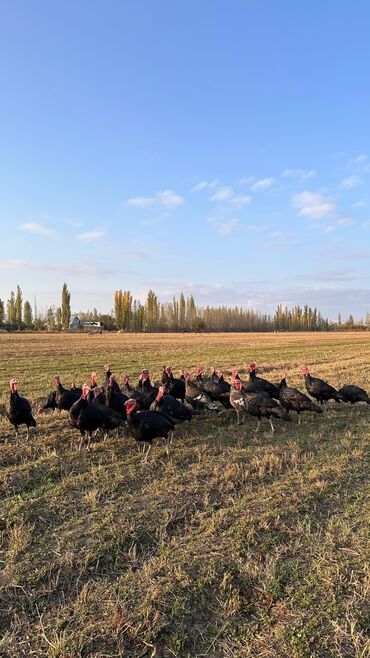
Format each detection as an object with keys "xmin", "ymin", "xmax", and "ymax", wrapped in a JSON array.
[{"xmin": 0, "ymin": 332, "xmax": 369, "ymax": 657}]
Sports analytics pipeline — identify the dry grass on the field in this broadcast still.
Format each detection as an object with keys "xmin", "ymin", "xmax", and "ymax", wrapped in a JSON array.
[{"xmin": 0, "ymin": 332, "xmax": 369, "ymax": 657}]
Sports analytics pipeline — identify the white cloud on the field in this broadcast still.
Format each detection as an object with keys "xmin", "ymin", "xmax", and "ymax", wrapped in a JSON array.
[
  {"xmin": 238, "ymin": 176, "xmax": 255, "ymax": 185},
  {"xmin": 19, "ymin": 222, "xmax": 57, "ymax": 237},
  {"xmin": 250, "ymin": 178, "xmax": 274, "ymax": 191},
  {"xmin": 76, "ymin": 231, "xmax": 105, "ymax": 241},
  {"xmin": 210, "ymin": 186, "xmax": 234, "ymax": 201},
  {"xmin": 229, "ymin": 194, "xmax": 252, "ymax": 206},
  {"xmin": 156, "ymin": 190, "xmax": 184, "ymax": 209},
  {"xmin": 191, "ymin": 181, "xmax": 208, "ymax": 192},
  {"xmin": 323, "ymin": 225, "xmax": 336, "ymax": 234},
  {"xmin": 353, "ymin": 201, "xmax": 366, "ymax": 208},
  {"xmin": 191, "ymin": 179, "xmax": 218, "ymax": 192},
  {"xmin": 128, "ymin": 189, "xmax": 184, "ymax": 209},
  {"xmin": 128, "ymin": 196, "xmax": 155, "ymax": 207},
  {"xmin": 208, "ymin": 217, "xmax": 239, "ymax": 235},
  {"xmin": 282, "ymin": 169, "xmax": 316, "ymax": 180},
  {"xmin": 362, "ymin": 220, "xmax": 370, "ymax": 228},
  {"xmin": 292, "ymin": 191, "xmax": 337, "ymax": 219},
  {"xmin": 340, "ymin": 175, "xmax": 362, "ymax": 189}
]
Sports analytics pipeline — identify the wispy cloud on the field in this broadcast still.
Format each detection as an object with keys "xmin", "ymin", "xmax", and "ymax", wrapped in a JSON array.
[
  {"xmin": 191, "ymin": 179, "xmax": 218, "ymax": 192},
  {"xmin": 127, "ymin": 196, "xmax": 155, "ymax": 207},
  {"xmin": 208, "ymin": 217, "xmax": 239, "ymax": 235},
  {"xmin": 76, "ymin": 231, "xmax": 105, "ymax": 241},
  {"xmin": 353, "ymin": 201, "xmax": 366, "ymax": 208},
  {"xmin": 128, "ymin": 189, "xmax": 185, "ymax": 209},
  {"xmin": 156, "ymin": 190, "xmax": 185, "ymax": 208},
  {"xmin": 292, "ymin": 191, "xmax": 337, "ymax": 219},
  {"xmin": 340, "ymin": 175, "xmax": 362, "ymax": 189},
  {"xmin": 19, "ymin": 222, "xmax": 57, "ymax": 237},
  {"xmin": 238, "ymin": 176, "xmax": 255, "ymax": 185},
  {"xmin": 229, "ymin": 194, "xmax": 252, "ymax": 206},
  {"xmin": 210, "ymin": 186, "xmax": 234, "ymax": 201},
  {"xmin": 210, "ymin": 186, "xmax": 252, "ymax": 206},
  {"xmin": 282, "ymin": 169, "xmax": 316, "ymax": 180},
  {"xmin": 250, "ymin": 178, "xmax": 275, "ymax": 191}
]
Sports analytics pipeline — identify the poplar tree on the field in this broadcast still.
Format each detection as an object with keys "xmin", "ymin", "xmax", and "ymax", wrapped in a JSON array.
[
  {"xmin": 114, "ymin": 290, "xmax": 123, "ymax": 329},
  {"xmin": 56, "ymin": 307, "xmax": 62, "ymax": 330},
  {"xmin": 61, "ymin": 283, "xmax": 71, "ymax": 330},
  {"xmin": 15, "ymin": 285, "xmax": 23, "ymax": 328},
  {"xmin": 24, "ymin": 301, "xmax": 33, "ymax": 329},
  {"xmin": 7, "ymin": 291, "xmax": 16, "ymax": 325}
]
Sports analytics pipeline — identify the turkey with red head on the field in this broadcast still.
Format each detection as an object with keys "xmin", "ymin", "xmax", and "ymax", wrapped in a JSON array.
[
  {"xmin": 245, "ymin": 363, "xmax": 279, "ymax": 398},
  {"xmin": 230, "ymin": 378, "xmax": 291, "ymax": 432},
  {"xmin": 6, "ymin": 379, "xmax": 36, "ymax": 442},
  {"xmin": 121, "ymin": 375, "xmax": 145, "ymax": 409},
  {"xmin": 195, "ymin": 367, "xmax": 232, "ymax": 408},
  {"xmin": 69, "ymin": 384, "xmax": 124, "ymax": 451},
  {"xmin": 54, "ymin": 375, "xmax": 82, "ymax": 411},
  {"xmin": 106, "ymin": 375, "xmax": 128, "ymax": 417},
  {"xmin": 150, "ymin": 386, "xmax": 192, "ymax": 424},
  {"xmin": 278, "ymin": 371, "xmax": 323, "ymax": 423},
  {"xmin": 137, "ymin": 369, "xmax": 159, "ymax": 408},
  {"xmin": 125, "ymin": 398, "xmax": 175, "ymax": 461},
  {"xmin": 184, "ymin": 373, "xmax": 219, "ymax": 412},
  {"xmin": 300, "ymin": 365, "xmax": 342, "ymax": 404},
  {"xmin": 163, "ymin": 366, "xmax": 186, "ymax": 401}
]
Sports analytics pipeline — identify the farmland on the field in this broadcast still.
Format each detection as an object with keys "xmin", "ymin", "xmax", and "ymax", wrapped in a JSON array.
[{"xmin": 0, "ymin": 332, "xmax": 369, "ymax": 658}]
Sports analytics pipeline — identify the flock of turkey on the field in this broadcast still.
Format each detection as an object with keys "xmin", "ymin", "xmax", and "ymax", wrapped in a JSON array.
[{"xmin": 3, "ymin": 362, "xmax": 370, "ymax": 460}]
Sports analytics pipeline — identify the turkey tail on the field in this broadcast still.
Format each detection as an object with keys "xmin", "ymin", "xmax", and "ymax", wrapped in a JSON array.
[{"xmin": 272, "ymin": 406, "xmax": 291, "ymax": 421}]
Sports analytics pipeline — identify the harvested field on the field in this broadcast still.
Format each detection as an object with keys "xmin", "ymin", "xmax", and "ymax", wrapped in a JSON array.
[{"xmin": 0, "ymin": 332, "xmax": 369, "ymax": 658}]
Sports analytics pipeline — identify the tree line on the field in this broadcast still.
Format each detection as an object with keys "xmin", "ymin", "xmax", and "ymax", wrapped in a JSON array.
[{"xmin": 0, "ymin": 284, "xmax": 367, "ymax": 332}]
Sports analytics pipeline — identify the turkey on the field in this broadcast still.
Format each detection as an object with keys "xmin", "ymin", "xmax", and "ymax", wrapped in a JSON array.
[
  {"xmin": 215, "ymin": 370, "xmax": 231, "ymax": 393},
  {"xmin": 300, "ymin": 365, "xmax": 342, "ymax": 404},
  {"xmin": 88, "ymin": 372, "xmax": 106, "ymax": 404},
  {"xmin": 54, "ymin": 375, "xmax": 82, "ymax": 411},
  {"xmin": 184, "ymin": 373, "xmax": 219, "ymax": 412},
  {"xmin": 245, "ymin": 363, "xmax": 279, "ymax": 398},
  {"xmin": 150, "ymin": 386, "xmax": 192, "ymax": 424},
  {"xmin": 69, "ymin": 384, "xmax": 124, "ymax": 451},
  {"xmin": 137, "ymin": 369, "xmax": 159, "ymax": 408},
  {"xmin": 163, "ymin": 367, "xmax": 186, "ymax": 402},
  {"xmin": 195, "ymin": 367, "xmax": 232, "ymax": 408},
  {"xmin": 230, "ymin": 379, "xmax": 291, "ymax": 432},
  {"xmin": 38, "ymin": 390, "xmax": 57, "ymax": 414},
  {"xmin": 278, "ymin": 371, "xmax": 323, "ymax": 423},
  {"xmin": 121, "ymin": 375, "xmax": 145, "ymax": 409},
  {"xmin": 106, "ymin": 375, "xmax": 128, "ymax": 417},
  {"xmin": 6, "ymin": 379, "xmax": 36, "ymax": 442},
  {"xmin": 125, "ymin": 398, "xmax": 175, "ymax": 461},
  {"xmin": 103, "ymin": 363, "xmax": 121, "ymax": 392},
  {"xmin": 337, "ymin": 384, "xmax": 370, "ymax": 404}
]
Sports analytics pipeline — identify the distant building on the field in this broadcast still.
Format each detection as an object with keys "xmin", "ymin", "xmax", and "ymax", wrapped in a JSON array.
[{"xmin": 69, "ymin": 316, "xmax": 104, "ymax": 332}]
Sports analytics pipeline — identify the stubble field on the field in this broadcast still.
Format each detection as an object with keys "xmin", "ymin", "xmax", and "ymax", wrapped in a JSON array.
[{"xmin": 0, "ymin": 331, "xmax": 369, "ymax": 658}]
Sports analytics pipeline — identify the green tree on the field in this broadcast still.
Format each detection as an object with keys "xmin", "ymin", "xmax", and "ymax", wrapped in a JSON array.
[
  {"xmin": 47, "ymin": 307, "xmax": 55, "ymax": 330},
  {"xmin": 7, "ymin": 291, "xmax": 16, "ymax": 325},
  {"xmin": 179, "ymin": 292, "xmax": 186, "ymax": 331},
  {"xmin": 114, "ymin": 290, "xmax": 123, "ymax": 329},
  {"xmin": 15, "ymin": 285, "xmax": 23, "ymax": 328},
  {"xmin": 55, "ymin": 307, "xmax": 62, "ymax": 330},
  {"xmin": 23, "ymin": 301, "xmax": 33, "ymax": 329},
  {"xmin": 0, "ymin": 299, "xmax": 4, "ymax": 324},
  {"xmin": 61, "ymin": 283, "xmax": 71, "ymax": 330}
]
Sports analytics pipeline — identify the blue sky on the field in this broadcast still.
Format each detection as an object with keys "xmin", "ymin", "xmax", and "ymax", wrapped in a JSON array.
[{"xmin": 0, "ymin": 0, "xmax": 369, "ymax": 319}]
